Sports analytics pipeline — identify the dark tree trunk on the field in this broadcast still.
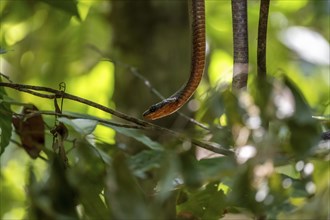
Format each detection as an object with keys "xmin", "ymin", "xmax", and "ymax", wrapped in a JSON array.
[
  {"xmin": 231, "ymin": 0, "xmax": 249, "ymax": 90},
  {"xmin": 108, "ymin": 2, "xmax": 191, "ymax": 218},
  {"xmin": 257, "ymin": 0, "xmax": 270, "ymax": 78},
  {"xmin": 110, "ymin": 1, "xmax": 191, "ymax": 127}
]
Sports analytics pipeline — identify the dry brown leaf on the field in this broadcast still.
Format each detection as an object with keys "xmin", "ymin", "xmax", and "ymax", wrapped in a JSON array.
[{"xmin": 12, "ymin": 105, "xmax": 45, "ymax": 159}]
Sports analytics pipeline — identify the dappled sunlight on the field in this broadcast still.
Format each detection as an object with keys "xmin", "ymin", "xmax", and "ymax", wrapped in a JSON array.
[
  {"xmin": 187, "ymin": 98, "xmax": 201, "ymax": 112},
  {"xmin": 4, "ymin": 22, "xmax": 28, "ymax": 45},
  {"xmin": 67, "ymin": 61, "xmax": 114, "ymax": 114},
  {"xmin": 272, "ymin": 81, "xmax": 295, "ymax": 119},
  {"xmin": 280, "ymin": 26, "xmax": 330, "ymax": 66},
  {"xmin": 0, "ymin": 0, "xmax": 329, "ymax": 219},
  {"xmin": 236, "ymin": 145, "xmax": 257, "ymax": 164},
  {"xmin": 272, "ymin": 0, "xmax": 308, "ymax": 12},
  {"xmin": 208, "ymin": 50, "xmax": 233, "ymax": 86}
]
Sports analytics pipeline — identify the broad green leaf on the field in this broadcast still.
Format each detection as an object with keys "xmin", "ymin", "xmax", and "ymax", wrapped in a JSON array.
[
  {"xmin": 69, "ymin": 139, "xmax": 109, "ymax": 219},
  {"xmin": 27, "ymin": 157, "xmax": 78, "ymax": 219},
  {"xmin": 275, "ymin": 164, "xmax": 300, "ymax": 179},
  {"xmin": 250, "ymin": 78, "xmax": 276, "ymax": 127},
  {"xmin": 58, "ymin": 117, "xmax": 97, "ymax": 137},
  {"xmin": 57, "ymin": 111, "xmax": 163, "ymax": 151},
  {"xmin": 180, "ymin": 151, "xmax": 203, "ymax": 188},
  {"xmin": 284, "ymin": 77, "xmax": 320, "ymax": 157},
  {"xmin": 209, "ymin": 126, "xmax": 234, "ymax": 150},
  {"xmin": 156, "ymin": 151, "xmax": 181, "ymax": 202},
  {"xmin": 106, "ymin": 125, "xmax": 163, "ymax": 151},
  {"xmin": 197, "ymin": 157, "xmax": 237, "ymax": 182},
  {"xmin": 38, "ymin": 0, "xmax": 80, "ymax": 19},
  {"xmin": 93, "ymin": 144, "xmax": 112, "ymax": 165},
  {"xmin": 290, "ymin": 178, "xmax": 310, "ymax": 198},
  {"xmin": 199, "ymin": 86, "xmax": 226, "ymax": 124},
  {"xmin": 177, "ymin": 182, "xmax": 227, "ymax": 220},
  {"xmin": 222, "ymin": 89, "xmax": 245, "ymax": 126},
  {"xmin": 227, "ymin": 165, "xmax": 264, "ymax": 215},
  {"xmin": 0, "ymin": 82, "xmax": 12, "ymax": 155},
  {"xmin": 106, "ymin": 153, "xmax": 159, "ymax": 219},
  {"xmin": 128, "ymin": 150, "xmax": 163, "ymax": 178}
]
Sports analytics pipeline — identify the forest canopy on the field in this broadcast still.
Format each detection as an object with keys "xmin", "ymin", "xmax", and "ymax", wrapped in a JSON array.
[{"xmin": 0, "ymin": 0, "xmax": 329, "ymax": 219}]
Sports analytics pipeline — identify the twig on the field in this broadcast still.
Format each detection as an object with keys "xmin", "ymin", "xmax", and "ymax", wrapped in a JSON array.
[
  {"xmin": 9, "ymin": 139, "xmax": 48, "ymax": 161},
  {"xmin": 126, "ymin": 64, "xmax": 210, "ymax": 131},
  {"xmin": 88, "ymin": 45, "xmax": 210, "ymax": 131},
  {"xmin": 0, "ymin": 82, "xmax": 234, "ymax": 156},
  {"xmin": 0, "ymin": 82, "xmax": 149, "ymax": 127},
  {"xmin": 38, "ymin": 110, "xmax": 145, "ymax": 130},
  {"xmin": 0, "ymin": 72, "xmax": 13, "ymax": 83}
]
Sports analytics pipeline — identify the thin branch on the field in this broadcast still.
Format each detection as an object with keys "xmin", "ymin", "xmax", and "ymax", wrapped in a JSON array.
[
  {"xmin": 0, "ymin": 72, "xmax": 13, "ymax": 83},
  {"xmin": 38, "ymin": 110, "xmax": 145, "ymax": 129},
  {"xmin": 125, "ymin": 64, "xmax": 211, "ymax": 131},
  {"xmin": 9, "ymin": 138, "xmax": 48, "ymax": 161},
  {"xmin": 0, "ymin": 82, "xmax": 234, "ymax": 156},
  {"xmin": 0, "ymin": 82, "xmax": 149, "ymax": 127},
  {"xmin": 88, "ymin": 45, "xmax": 210, "ymax": 131},
  {"xmin": 257, "ymin": 0, "xmax": 270, "ymax": 78}
]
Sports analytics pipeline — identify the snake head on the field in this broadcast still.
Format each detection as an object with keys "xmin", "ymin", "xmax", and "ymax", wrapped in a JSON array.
[{"xmin": 143, "ymin": 97, "xmax": 179, "ymax": 120}]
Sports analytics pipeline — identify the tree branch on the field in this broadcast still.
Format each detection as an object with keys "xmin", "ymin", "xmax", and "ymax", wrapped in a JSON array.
[
  {"xmin": 88, "ymin": 45, "xmax": 211, "ymax": 131},
  {"xmin": 0, "ymin": 82, "xmax": 234, "ymax": 156}
]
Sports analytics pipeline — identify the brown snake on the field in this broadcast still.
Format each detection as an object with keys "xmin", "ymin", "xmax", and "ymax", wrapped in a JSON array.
[{"xmin": 143, "ymin": 0, "xmax": 206, "ymax": 120}]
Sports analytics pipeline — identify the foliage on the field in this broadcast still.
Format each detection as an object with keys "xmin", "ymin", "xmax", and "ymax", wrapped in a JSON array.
[
  {"xmin": 0, "ymin": 78, "xmax": 12, "ymax": 154},
  {"xmin": 0, "ymin": 1, "xmax": 329, "ymax": 220}
]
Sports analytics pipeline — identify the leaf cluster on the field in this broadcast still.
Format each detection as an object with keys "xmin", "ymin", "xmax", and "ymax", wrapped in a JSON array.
[
  {"xmin": 1, "ymin": 76, "xmax": 329, "ymax": 219},
  {"xmin": 1, "ymin": 1, "xmax": 329, "ymax": 219}
]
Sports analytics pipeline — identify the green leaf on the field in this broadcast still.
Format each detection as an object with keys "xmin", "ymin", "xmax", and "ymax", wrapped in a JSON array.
[
  {"xmin": 58, "ymin": 117, "xmax": 97, "ymax": 137},
  {"xmin": 177, "ymin": 182, "xmax": 227, "ymax": 220},
  {"xmin": 106, "ymin": 125, "xmax": 163, "ymax": 151},
  {"xmin": 275, "ymin": 164, "xmax": 300, "ymax": 179},
  {"xmin": 251, "ymin": 78, "xmax": 276, "ymax": 126},
  {"xmin": 156, "ymin": 151, "xmax": 181, "ymax": 202},
  {"xmin": 128, "ymin": 150, "xmax": 164, "ymax": 178},
  {"xmin": 105, "ymin": 152, "xmax": 158, "ymax": 219},
  {"xmin": 199, "ymin": 87, "xmax": 226, "ymax": 124},
  {"xmin": 38, "ymin": 0, "xmax": 80, "ymax": 19},
  {"xmin": 0, "ymin": 81, "xmax": 12, "ymax": 155},
  {"xmin": 284, "ymin": 77, "xmax": 320, "ymax": 157},
  {"xmin": 197, "ymin": 157, "xmax": 237, "ymax": 182},
  {"xmin": 209, "ymin": 126, "xmax": 234, "ymax": 150},
  {"xmin": 284, "ymin": 77, "xmax": 316, "ymax": 124},
  {"xmin": 227, "ymin": 165, "xmax": 264, "ymax": 215},
  {"xmin": 27, "ymin": 157, "xmax": 78, "ymax": 219},
  {"xmin": 180, "ymin": 151, "xmax": 203, "ymax": 188},
  {"xmin": 222, "ymin": 89, "xmax": 245, "ymax": 126},
  {"xmin": 69, "ymin": 139, "xmax": 110, "ymax": 219}
]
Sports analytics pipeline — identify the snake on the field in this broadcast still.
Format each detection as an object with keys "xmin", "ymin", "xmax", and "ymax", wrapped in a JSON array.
[{"xmin": 143, "ymin": 0, "xmax": 206, "ymax": 120}]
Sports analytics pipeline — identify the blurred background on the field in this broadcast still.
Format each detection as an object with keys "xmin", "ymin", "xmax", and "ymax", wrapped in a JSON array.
[{"xmin": 0, "ymin": 0, "xmax": 329, "ymax": 219}]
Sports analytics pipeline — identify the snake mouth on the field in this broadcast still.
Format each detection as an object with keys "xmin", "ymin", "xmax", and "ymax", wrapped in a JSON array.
[{"xmin": 143, "ymin": 98, "xmax": 179, "ymax": 120}]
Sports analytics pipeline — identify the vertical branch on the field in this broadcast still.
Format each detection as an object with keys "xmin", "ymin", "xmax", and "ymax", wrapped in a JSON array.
[
  {"xmin": 231, "ymin": 0, "xmax": 249, "ymax": 90},
  {"xmin": 257, "ymin": 0, "xmax": 270, "ymax": 78}
]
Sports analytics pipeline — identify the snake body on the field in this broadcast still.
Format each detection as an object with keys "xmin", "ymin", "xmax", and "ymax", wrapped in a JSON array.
[{"xmin": 143, "ymin": 0, "xmax": 205, "ymax": 120}]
